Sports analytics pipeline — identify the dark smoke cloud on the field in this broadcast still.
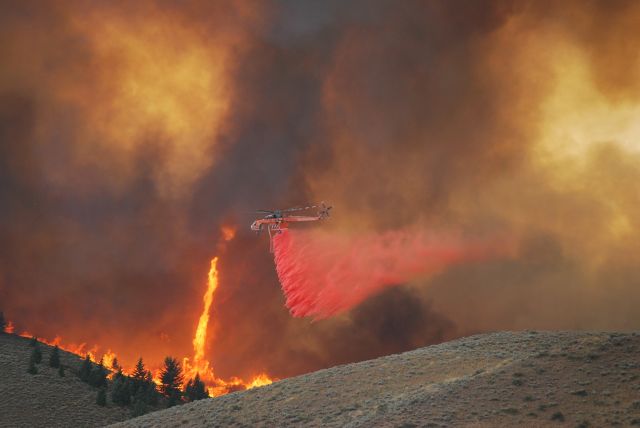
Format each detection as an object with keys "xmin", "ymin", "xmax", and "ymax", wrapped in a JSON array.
[{"xmin": 1, "ymin": 0, "xmax": 640, "ymax": 380}]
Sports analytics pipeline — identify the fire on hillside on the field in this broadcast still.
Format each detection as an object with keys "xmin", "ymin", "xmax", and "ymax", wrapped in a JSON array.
[{"xmin": 16, "ymin": 247, "xmax": 274, "ymax": 397}]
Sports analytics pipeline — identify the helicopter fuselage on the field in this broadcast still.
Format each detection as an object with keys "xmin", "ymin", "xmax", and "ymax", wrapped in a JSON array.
[{"xmin": 250, "ymin": 215, "xmax": 322, "ymax": 232}]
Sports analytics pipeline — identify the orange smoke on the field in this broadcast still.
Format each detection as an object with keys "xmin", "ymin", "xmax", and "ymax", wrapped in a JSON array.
[
  {"xmin": 16, "ymin": 250, "xmax": 273, "ymax": 396},
  {"xmin": 0, "ymin": 1, "xmax": 268, "ymax": 203}
]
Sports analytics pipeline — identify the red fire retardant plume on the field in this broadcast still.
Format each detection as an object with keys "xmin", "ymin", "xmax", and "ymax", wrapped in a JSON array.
[{"xmin": 273, "ymin": 228, "xmax": 505, "ymax": 319}]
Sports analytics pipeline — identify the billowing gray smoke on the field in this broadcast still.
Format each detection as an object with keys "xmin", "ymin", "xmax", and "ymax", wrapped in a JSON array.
[{"xmin": 1, "ymin": 0, "xmax": 640, "ymax": 379}]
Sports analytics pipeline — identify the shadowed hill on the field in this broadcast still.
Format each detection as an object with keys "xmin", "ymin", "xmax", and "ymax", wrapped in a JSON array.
[
  {"xmin": 0, "ymin": 333, "xmax": 129, "ymax": 427},
  {"xmin": 111, "ymin": 331, "xmax": 640, "ymax": 427}
]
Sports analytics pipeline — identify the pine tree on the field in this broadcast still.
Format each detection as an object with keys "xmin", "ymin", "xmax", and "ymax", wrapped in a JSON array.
[
  {"xmin": 159, "ymin": 356, "xmax": 183, "ymax": 405},
  {"xmin": 111, "ymin": 376, "xmax": 132, "ymax": 406},
  {"xmin": 185, "ymin": 378, "xmax": 194, "ymax": 401},
  {"xmin": 49, "ymin": 345, "xmax": 61, "ymax": 368},
  {"xmin": 131, "ymin": 357, "xmax": 146, "ymax": 396},
  {"xmin": 79, "ymin": 355, "xmax": 92, "ymax": 382},
  {"xmin": 96, "ymin": 387, "xmax": 107, "ymax": 406},
  {"xmin": 143, "ymin": 371, "xmax": 159, "ymax": 406},
  {"xmin": 132, "ymin": 358, "xmax": 146, "ymax": 380},
  {"xmin": 0, "ymin": 311, "xmax": 6, "ymax": 333},
  {"xmin": 58, "ymin": 364, "xmax": 65, "ymax": 377},
  {"xmin": 89, "ymin": 359, "xmax": 108, "ymax": 388},
  {"xmin": 131, "ymin": 389, "xmax": 149, "ymax": 417},
  {"xmin": 31, "ymin": 345, "xmax": 42, "ymax": 364},
  {"xmin": 167, "ymin": 390, "xmax": 181, "ymax": 408},
  {"xmin": 113, "ymin": 367, "xmax": 124, "ymax": 382},
  {"xmin": 185, "ymin": 373, "xmax": 209, "ymax": 401},
  {"xmin": 27, "ymin": 357, "xmax": 38, "ymax": 374},
  {"xmin": 131, "ymin": 399, "xmax": 147, "ymax": 417},
  {"xmin": 111, "ymin": 357, "xmax": 121, "ymax": 373}
]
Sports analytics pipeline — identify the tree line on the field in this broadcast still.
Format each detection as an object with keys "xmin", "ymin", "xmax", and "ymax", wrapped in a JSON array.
[
  {"xmin": 30, "ymin": 342, "xmax": 209, "ymax": 414},
  {"xmin": 5, "ymin": 313, "xmax": 209, "ymax": 416},
  {"xmin": 0, "ymin": 311, "xmax": 7, "ymax": 333}
]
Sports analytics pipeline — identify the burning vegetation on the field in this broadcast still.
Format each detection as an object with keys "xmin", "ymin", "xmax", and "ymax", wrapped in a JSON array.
[
  {"xmin": 2, "ymin": 251, "xmax": 273, "ymax": 406},
  {"xmin": 181, "ymin": 256, "xmax": 273, "ymax": 397}
]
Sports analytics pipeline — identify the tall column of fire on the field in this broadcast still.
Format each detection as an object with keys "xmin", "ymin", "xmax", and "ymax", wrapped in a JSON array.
[{"xmin": 184, "ymin": 241, "xmax": 273, "ymax": 396}]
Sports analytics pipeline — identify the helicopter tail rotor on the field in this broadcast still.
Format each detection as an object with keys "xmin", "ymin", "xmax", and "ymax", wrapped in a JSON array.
[{"xmin": 318, "ymin": 201, "xmax": 332, "ymax": 219}]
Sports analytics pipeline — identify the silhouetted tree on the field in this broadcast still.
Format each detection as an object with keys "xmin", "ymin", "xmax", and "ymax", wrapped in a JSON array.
[
  {"xmin": 79, "ymin": 355, "xmax": 92, "ymax": 382},
  {"xmin": 58, "ymin": 364, "xmax": 65, "ymax": 377},
  {"xmin": 49, "ymin": 345, "xmax": 60, "ymax": 368},
  {"xmin": 159, "ymin": 357, "xmax": 183, "ymax": 406},
  {"xmin": 29, "ymin": 336, "xmax": 38, "ymax": 347},
  {"xmin": 111, "ymin": 376, "xmax": 131, "ymax": 406},
  {"xmin": 185, "ymin": 373, "xmax": 208, "ymax": 402},
  {"xmin": 112, "ymin": 367, "xmax": 125, "ymax": 383},
  {"xmin": 27, "ymin": 357, "xmax": 38, "ymax": 374},
  {"xmin": 131, "ymin": 382, "xmax": 159, "ymax": 417},
  {"xmin": 89, "ymin": 358, "xmax": 108, "ymax": 388},
  {"xmin": 131, "ymin": 389, "xmax": 149, "ymax": 417},
  {"xmin": 142, "ymin": 371, "xmax": 159, "ymax": 406},
  {"xmin": 31, "ymin": 345, "xmax": 42, "ymax": 364},
  {"xmin": 167, "ymin": 390, "xmax": 181, "ymax": 407},
  {"xmin": 0, "ymin": 311, "xmax": 6, "ymax": 333},
  {"xmin": 132, "ymin": 358, "xmax": 146, "ymax": 380},
  {"xmin": 111, "ymin": 357, "xmax": 121, "ymax": 373},
  {"xmin": 96, "ymin": 387, "xmax": 107, "ymax": 406},
  {"xmin": 131, "ymin": 357, "xmax": 146, "ymax": 396}
]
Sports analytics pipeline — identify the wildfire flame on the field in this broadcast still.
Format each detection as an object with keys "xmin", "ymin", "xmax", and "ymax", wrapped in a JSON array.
[
  {"xmin": 221, "ymin": 226, "xmax": 237, "ymax": 242},
  {"xmin": 102, "ymin": 350, "xmax": 117, "ymax": 370},
  {"xmin": 18, "ymin": 332, "xmax": 102, "ymax": 363},
  {"xmin": 193, "ymin": 257, "xmax": 218, "ymax": 366},
  {"xmin": 183, "ymin": 255, "xmax": 274, "ymax": 396},
  {"xmin": 12, "ymin": 228, "xmax": 274, "ymax": 396}
]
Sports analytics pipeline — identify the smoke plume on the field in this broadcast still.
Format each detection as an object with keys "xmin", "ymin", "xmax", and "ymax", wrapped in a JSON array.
[{"xmin": 1, "ymin": 0, "xmax": 640, "ymax": 381}]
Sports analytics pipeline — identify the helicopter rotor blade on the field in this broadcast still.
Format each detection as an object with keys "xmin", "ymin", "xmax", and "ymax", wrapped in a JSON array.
[
  {"xmin": 282, "ymin": 205, "xmax": 317, "ymax": 212},
  {"xmin": 256, "ymin": 203, "xmax": 324, "ymax": 215}
]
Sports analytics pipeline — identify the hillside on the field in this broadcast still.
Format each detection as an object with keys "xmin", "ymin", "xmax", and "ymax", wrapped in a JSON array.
[
  {"xmin": 112, "ymin": 331, "xmax": 640, "ymax": 427},
  {"xmin": 0, "ymin": 333, "xmax": 129, "ymax": 427}
]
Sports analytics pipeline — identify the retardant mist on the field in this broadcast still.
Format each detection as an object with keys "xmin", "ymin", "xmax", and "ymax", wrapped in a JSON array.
[{"xmin": 273, "ymin": 229, "xmax": 508, "ymax": 319}]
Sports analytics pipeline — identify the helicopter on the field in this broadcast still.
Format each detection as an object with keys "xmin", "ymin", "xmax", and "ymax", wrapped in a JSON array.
[{"xmin": 251, "ymin": 202, "xmax": 332, "ymax": 251}]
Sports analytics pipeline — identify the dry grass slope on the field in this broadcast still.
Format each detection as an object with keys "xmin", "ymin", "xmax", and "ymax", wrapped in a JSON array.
[
  {"xmin": 111, "ymin": 331, "xmax": 640, "ymax": 428},
  {"xmin": 0, "ymin": 333, "xmax": 129, "ymax": 428}
]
